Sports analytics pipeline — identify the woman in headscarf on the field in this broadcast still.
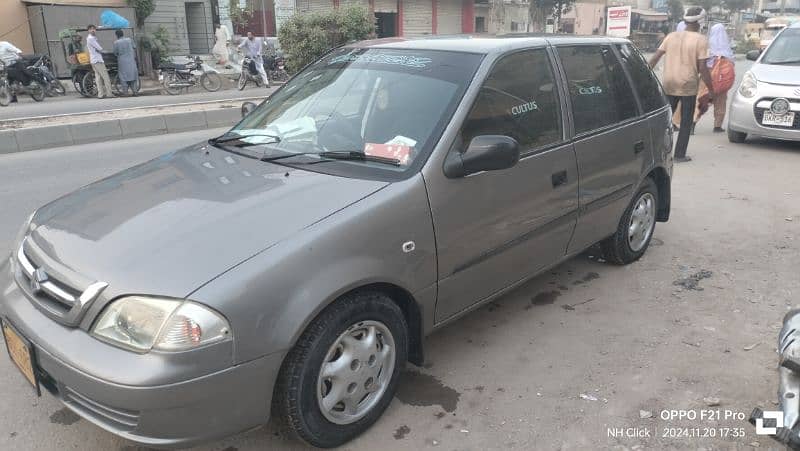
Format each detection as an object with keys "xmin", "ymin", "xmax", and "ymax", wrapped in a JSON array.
[
  {"xmin": 113, "ymin": 29, "xmax": 139, "ymax": 96},
  {"xmin": 694, "ymin": 23, "xmax": 736, "ymax": 132}
]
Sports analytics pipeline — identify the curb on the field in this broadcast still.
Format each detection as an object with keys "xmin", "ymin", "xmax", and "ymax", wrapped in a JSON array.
[{"xmin": 1, "ymin": 107, "xmax": 243, "ymax": 154}]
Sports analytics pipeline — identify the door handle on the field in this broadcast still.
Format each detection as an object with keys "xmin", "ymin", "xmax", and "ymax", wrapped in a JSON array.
[
  {"xmin": 551, "ymin": 170, "xmax": 568, "ymax": 188},
  {"xmin": 634, "ymin": 140, "xmax": 646, "ymax": 154}
]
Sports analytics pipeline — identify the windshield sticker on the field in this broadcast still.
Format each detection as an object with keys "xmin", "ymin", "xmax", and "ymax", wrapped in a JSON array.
[
  {"xmin": 364, "ymin": 143, "xmax": 412, "ymax": 165},
  {"xmin": 511, "ymin": 101, "xmax": 538, "ymax": 116},
  {"xmin": 328, "ymin": 53, "xmax": 433, "ymax": 68}
]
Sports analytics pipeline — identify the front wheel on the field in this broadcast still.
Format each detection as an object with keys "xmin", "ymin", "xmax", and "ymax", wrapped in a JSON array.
[
  {"xmin": 237, "ymin": 71, "xmax": 247, "ymax": 90},
  {"xmin": 273, "ymin": 291, "xmax": 408, "ymax": 448},
  {"xmin": 46, "ymin": 79, "xmax": 65, "ymax": 96},
  {"xmin": 600, "ymin": 178, "xmax": 658, "ymax": 265},
  {"xmin": 81, "ymin": 71, "xmax": 97, "ymax": 97},
  {"xmin": 0, "ymin": 82, "xmax": 11, "ymax": 106},
  {"xmin": 200, "ymin": 72, "xmax": 222, "ymax": 92},
  {"xmin": 727, "ymin": 127, "xmax": 747, "ymax": 143}
]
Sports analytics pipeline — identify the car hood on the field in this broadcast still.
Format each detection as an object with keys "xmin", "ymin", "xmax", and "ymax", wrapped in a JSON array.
[
  {"xmin": 752, "ymin": 63, "xmax": 800, "ymax": 86},
  {"xmin": 28, "ymin": 144, "xmax": 388, "ymax": 297}
]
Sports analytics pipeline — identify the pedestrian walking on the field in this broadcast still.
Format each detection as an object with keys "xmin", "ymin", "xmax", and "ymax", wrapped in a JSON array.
[
  {"xmin": 113, "ymin": 29, "xmax": 139, "ymax": 96},
  {"xmin": 238, "ymin": 31, "xmax": 270, "ymax": 88},
  {"xmin": 694, "ymin": 23, "xmax": 736, "ymax": 133},
  {"xmin": 86, "ymin": 24, "xmax": 113, "ymax": 99},
  {"xmin": 649, "ymin": 7, "xmax": 715, "ymax": 163},
  {"xmin": 212, "ymin": 23, "xmax": 230, "ymax": 66}
]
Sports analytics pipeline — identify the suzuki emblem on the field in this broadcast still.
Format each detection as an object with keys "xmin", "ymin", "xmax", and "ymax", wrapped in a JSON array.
[
  {"xmin": 30, "ymin": 268, "xmax": 48, "ymax": 294},
  {"xmin": 794, "ymin": 88, "xmax": 800, "ymax": 97}
]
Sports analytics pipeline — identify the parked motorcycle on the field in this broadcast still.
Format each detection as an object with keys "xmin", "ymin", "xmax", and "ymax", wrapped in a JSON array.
[
  {"xmin": 28, "ymin": 55, "xmax": 65, "ymax": 97},
  {"xmin": 159, "ymin": 56, "xmax": 222, "ymax": 95},
  {"xmin": 0, "ymin": 60, "xmax": 45, "ymax": 105},
  {"xmin": 264, "ymin": 53, "xmax": 288, "ymax": 83}
]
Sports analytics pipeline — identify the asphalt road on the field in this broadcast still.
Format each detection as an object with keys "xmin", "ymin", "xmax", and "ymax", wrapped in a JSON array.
[{"xmin": 0, "ymin": 87, "xmax": 273, "ymax": 121}]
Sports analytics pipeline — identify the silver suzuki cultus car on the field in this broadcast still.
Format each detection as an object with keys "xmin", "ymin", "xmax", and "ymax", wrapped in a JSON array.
[{"xmin": 1, "ymin": 36, "xmax": 672, "ymax": 448}]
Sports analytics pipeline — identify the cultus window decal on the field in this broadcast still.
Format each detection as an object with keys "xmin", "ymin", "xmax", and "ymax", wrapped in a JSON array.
[{"xmin": 511, "ymin": 101, "xmax": 539, "ymax": 116}]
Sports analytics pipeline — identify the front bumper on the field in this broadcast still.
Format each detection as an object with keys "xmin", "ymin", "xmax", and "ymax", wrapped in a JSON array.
[
  {"xmin": 728, "ymin": 84, "xmax": 800, "ymax": 142},
  {"xmin": 0, "ymin": 258, "xmax": 284, "ymax": 448}
]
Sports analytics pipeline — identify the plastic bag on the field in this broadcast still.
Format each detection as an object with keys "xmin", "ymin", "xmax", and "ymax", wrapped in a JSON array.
[{"xmin": 100, "ymin": 10, "xmax": 130, "ymax": 29}]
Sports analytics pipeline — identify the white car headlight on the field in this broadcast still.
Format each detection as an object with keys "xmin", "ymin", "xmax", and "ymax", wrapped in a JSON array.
[
  {"xmin": 13, "ymin": 211, "xmax": 36, "ymax": 248},
  {"xmin": 739, "ymin": 71, "xmax": 758, "ymax": 98},
  {"xmin": 91, "ymin": 296, "xmax": 231, "ymax": 352}
]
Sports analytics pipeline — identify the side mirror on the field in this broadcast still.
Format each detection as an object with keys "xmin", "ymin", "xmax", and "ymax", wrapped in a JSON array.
[
  {"xmin": 241, "ymin": 101, "xmax": 257, "ymax": 117},
  {"xmin": 746, "ymin": 49, "xmax": 761, "ymax": 61},
  {"xmin": 444, "ymin": 135, "xmax": 520, "ymax": 178}
]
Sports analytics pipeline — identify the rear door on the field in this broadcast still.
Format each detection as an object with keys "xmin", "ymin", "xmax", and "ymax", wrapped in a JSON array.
[
  {"xmin": 554, "ymin": 44, "xmax": 652, "ymax": 253},
  {"xmin": 425, "ymin": 48, "xmax": 579, "ymax": 322}
]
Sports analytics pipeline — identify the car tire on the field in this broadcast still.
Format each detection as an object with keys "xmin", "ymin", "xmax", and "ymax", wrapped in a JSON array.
[
  {"xmin": 273, "ymin": 291, "xmax": 408, "ymax": 448},
  {"xmin": 727, "ymin": 127, "xmax": 747, "ymax": 143},
  {"xmin": 600, "ymin": 177, "xmax": 658, "ymax": 265}
]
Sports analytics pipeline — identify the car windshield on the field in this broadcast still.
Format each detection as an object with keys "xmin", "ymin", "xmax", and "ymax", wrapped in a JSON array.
[
  {"xmin": 762, "ymin": 28, "xmax": 800, "ymax": 64},
  {"xmin": 232, "ymin": 47, "xmax": 482, "ymax": 178}
]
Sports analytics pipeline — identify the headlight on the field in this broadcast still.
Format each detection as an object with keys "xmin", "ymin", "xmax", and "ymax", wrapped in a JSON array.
[
  {"xmin": 739, "ymin": 72, "xmax": 758, "ymax": 98},
  {"xmin": 91, "ymin": 296, "xmax": 231, "ymax": 352},
  {"xmin": 13, "ymin": 211, "xmax": 36, "ymax": 249}
]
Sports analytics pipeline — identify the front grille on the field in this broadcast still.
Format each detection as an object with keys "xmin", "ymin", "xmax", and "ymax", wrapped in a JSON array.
[
  {"xmin": 753, "ymin": 97, "xmax": 800, "ymax": 130},
  {"xmin": 15, "ymin": 237, "xmax": 108, "ymax": 326},
  {"xmin": 62, "ymin": 386, "xmax": 140, "ymax": 431}
]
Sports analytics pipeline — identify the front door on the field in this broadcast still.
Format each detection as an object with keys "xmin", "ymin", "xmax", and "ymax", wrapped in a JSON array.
[
  {"xmin": 555, "ymin": 45, "xmax": 651, "ymax": 253},
  {"xmin": 425, "ymin": 48, "xmax": 579, "ymax": 322}
]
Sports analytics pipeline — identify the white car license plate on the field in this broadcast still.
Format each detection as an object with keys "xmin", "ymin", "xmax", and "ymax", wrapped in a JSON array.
[{"xmin": 762, "ymin": 111, "xmax": 795, "ymax": 127}]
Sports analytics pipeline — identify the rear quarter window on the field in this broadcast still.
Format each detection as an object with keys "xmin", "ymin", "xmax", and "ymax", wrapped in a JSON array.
[
  {"xmin": 557, "ymin": 45, "xmax": 638, "ymax": 134},
  {"xmin": 616, "ymin": 43, "xmax": 668, "ymax": 113}
]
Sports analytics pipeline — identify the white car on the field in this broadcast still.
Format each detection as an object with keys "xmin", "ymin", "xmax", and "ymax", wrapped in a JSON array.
[{"xmin": 728, "ymin": 22, "xmax": 800, "ymax": 143}]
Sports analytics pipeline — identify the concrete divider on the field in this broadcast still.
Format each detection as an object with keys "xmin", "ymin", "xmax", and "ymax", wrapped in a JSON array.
[{"xmin": 1, "ymin": 107, "xmax": 243, "ymax": 154}]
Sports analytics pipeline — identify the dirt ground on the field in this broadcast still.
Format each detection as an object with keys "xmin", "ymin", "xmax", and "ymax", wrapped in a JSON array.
[{"xmin": 0, "ymin": 115, "xmax": 799, "ymax": 451}]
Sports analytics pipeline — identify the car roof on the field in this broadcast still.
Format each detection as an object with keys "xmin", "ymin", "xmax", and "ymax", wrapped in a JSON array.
[{"xmin": 348, "ymin": 34, "xmax": 632, "ymax": 54}]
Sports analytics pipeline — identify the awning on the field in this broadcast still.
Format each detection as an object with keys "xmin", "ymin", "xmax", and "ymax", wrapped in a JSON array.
[{"xmin": 632, "ymin": 9, "xmax": 669, "ymax": 21}]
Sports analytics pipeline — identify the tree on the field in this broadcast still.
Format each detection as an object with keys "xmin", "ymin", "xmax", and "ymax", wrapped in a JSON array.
[
  {"xmin": 722, "ymin": 0, "xmax": 754, "ymax": 11},
  {"xmin": 667, "ymin": 0, "xmax": 684, "ymax": 24},
  {"xmin": 278, "ymin": 6, "xmax": 375, "ymax": 73},
  {"xmin": 528, "ymin": 0, "xmax": 574, "ymax": 32}
]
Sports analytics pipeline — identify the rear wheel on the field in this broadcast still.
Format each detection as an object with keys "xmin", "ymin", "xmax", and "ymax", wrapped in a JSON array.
[
  {"xmin": 200, "ymin": 72, "xmax": 222, "ymax": 92},
  {"xmin": 162, "ymin": 72, "xmax": 182, "ymax": 95},
  {"xmin": 28, "ymin": 81, "xmax": 45, "ymax": 102},
  {"xmin": 81, "ymin": 71, "xmax": 97, "ymax": 97},
  {"xmin": 727, "ymin": 127, "xmax": 747, "ymax": 143},
  {"xmin": 600, "ymin": 178, "xmax": 658, "ymax": 265},
  {"xmin": 273, "ymin": 291, "xmax": 407, "ymax": 448}
]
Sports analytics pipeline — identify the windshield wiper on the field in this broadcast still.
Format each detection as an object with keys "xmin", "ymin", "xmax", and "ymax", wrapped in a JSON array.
[
  {"xmin": 208, "ymin": 132, "xmax": 281, "ymax": 147},
  {"xmin": 261, "ymin": 150, "xmax": 401, "ymax": 166}
]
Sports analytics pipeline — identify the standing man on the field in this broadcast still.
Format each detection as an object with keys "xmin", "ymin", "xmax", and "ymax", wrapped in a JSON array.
[
  {"xmin": 113, "ymin": 29, "xmax": 139, "ymax": 96},
  {"xmin": 649, "ymin": 7, "xmax": 715, "ymax": 163},
  {"xmin": 1, "ymin": 40, "xmax": 28, "ymax": 103},
  {"xmin": 238, "ymin": 31, "xmax": 270, "ymax": 88},
  {"xmin": 86, "ymin": 24, "xmax": 113, "ymax": 99}
]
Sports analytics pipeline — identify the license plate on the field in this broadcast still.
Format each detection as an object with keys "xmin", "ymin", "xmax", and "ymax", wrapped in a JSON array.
[
  {"xmin": 2, "ymin": 320, "xmax": 40, "ymax": 395},
  {"xmin": 762, "ymin": 111, "xmax": 795, "ymax": 127},
  {"xmin": 158, "ymin": 74, "xmax": 164, "ymax": 81}
]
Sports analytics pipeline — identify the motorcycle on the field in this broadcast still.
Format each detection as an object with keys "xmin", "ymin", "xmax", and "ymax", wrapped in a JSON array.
[
  {"xmin": 264, "ymin": 53, "xmax": 288, "ymax": 83},
  {"xmin": 0, "ymin": 60, "xmax": 45, "ymax": 105},
  {"xmin": 159, "ymin": 55, "xmax": 222, "ymax": 95},
  {"xmin": 28, "ymin": 55, "xmax": 65, "ymax": 97},
  {"xmin": 237, "ymin": 54, "xmax": 269, "ymax": 90}
]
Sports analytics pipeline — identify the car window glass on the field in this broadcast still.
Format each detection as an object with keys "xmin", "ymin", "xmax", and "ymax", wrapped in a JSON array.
[
  {"xmin": 558, "ymin": 45, "xmax": 638, "ymax": 134},
  {"xmin": 616, "ymin": 43, "xmax": 667, "ymax": 113},
  {"xmin": 461, "ymin": 49, "xmax": 562, "ymax": 151}
]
